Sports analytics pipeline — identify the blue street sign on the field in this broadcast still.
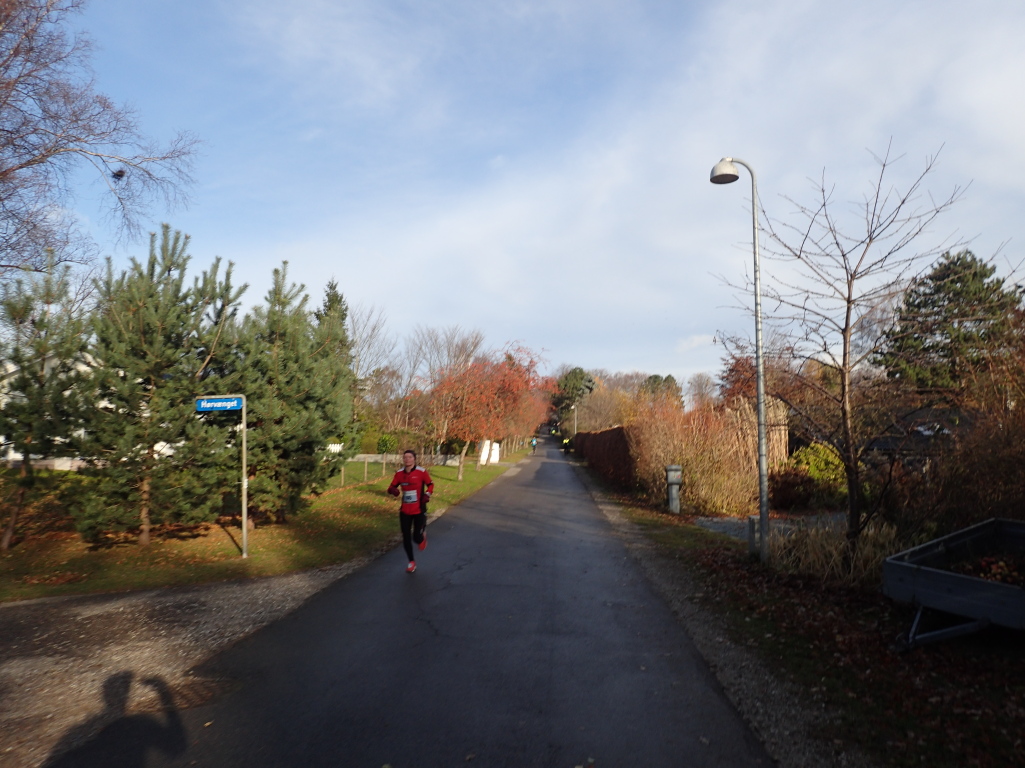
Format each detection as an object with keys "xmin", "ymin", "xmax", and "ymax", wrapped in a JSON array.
[
  {"xmin": 195, "ymin": 393, "xmax": 249, "ymax": 558},
  {"xmin": 196, "ymin": 396, "xmax": 243, "ymax": 412}
]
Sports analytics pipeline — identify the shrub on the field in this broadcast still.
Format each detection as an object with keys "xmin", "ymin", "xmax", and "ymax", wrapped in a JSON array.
[
  {"xmin": 769, "ymin": 465, "xmax": 817, "ymax": 510},
  {"xmin": 793, "ymin": 442, "xmax": 845, "ymax": 487},
  {"xmin": 892, "ymin": 407, "xmax": 1025, "ymax": 537},
  {"xmin": 628, "ymin": 404, "xmax": 756, "ymax": 516},
  {"xmin": 575, "ymin": 427, "xmax": 635, "ymax": 489},
  {"xmin": 770, "ymin": 442, "xmax": 846, "ymax": 510},
  {"xmin": 376, "ymin": 434, "xmax": 398, "ymax": 454},
  {"xmin": 0, "ymin": 469, "xmax": 83, "ymax": 543},
  {"xmin": 579, "ymin": 396, "xmax": 787, "ymax": 517}
]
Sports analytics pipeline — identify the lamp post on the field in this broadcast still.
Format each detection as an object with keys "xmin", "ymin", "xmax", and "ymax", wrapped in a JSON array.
[
  {"xmin": 710, "ymin": 157, "xmax": 770, "ymax": 563},
  {"xmin": 570, "ymin": 403, "xmax": 577, "ymax": 435}
]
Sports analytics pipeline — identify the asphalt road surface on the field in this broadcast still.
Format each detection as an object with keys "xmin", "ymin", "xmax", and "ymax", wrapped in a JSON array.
[{"xmin": 49, "ymin": 444, "xmax": 772, "ymax": 768}]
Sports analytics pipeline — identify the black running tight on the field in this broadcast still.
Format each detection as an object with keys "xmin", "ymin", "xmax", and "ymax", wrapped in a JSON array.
[{"xmin": 400, "ymin": 512, "xmax": 426, "ymax": 561}]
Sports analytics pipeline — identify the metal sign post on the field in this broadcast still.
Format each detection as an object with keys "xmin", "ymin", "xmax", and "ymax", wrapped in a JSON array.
[{"xmin": 196, "ymin": 395, "xmax": 248, "ymax": 558}]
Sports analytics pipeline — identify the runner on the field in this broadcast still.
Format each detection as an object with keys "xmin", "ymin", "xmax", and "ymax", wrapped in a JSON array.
[
  {"xmin": 387, "ymin": 449, "xmax": 434, "ymax": 573},
  {"xmin": 530, "ymin": 436, "xmax": 538, "ymax": 455}
]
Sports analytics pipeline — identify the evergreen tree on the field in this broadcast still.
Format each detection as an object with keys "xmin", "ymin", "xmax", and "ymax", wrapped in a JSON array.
[
  {"xmin": 314, "ymin": 279, "xmax": 361, "ymax": 458},
  {"xmin": 875, "ymin": 250, "xmax": 1024, "ymax": 395},
  {"xmin": 235, "ymin": 264, "xmax": 353, "ymax": 521},
  {"xmin": 640, "ymin": 374, "xmax": 684, "ymax": 404},
  {"xmin": 554, "ymin": 367, "xmax": 595, "ymax": 409},
  {"xmin": 77, "ymin": 225, "xmax": 244, "ymax": 544},
  {"xmin": 0, "ymin": 259, "xmax": 88, "ymax": 549},
  {"xmin": 553, "ymin": 366, "xmax": 595, "ymax": 431},
  {"xmin": 313, "ymin": 279, "xmax": 347, "ymax": 327}
]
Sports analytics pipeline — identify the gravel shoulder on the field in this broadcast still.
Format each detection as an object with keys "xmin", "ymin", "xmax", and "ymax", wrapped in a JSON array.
[
  {"xmin": 0, "ymin": 534, "xmax": 405, "ymax": 768},
  {"xmin": 2, "ymin": 464, "xmax": 877, "ymax": 768}
]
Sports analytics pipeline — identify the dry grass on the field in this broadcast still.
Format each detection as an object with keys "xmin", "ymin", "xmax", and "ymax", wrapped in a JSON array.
[{"xmin": 769, "ymin": 520, "xmax": 901, "ymax": 587}]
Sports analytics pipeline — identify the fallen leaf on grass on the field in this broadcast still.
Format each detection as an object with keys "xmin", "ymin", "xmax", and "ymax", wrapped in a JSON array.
[{"xmin": 20, "ymin": 571, "xmax": 88, "ymax": 586}]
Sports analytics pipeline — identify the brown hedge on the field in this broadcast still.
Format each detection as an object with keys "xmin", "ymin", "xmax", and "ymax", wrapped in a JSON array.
[{"xmin": 574, "ymin": 426, "xmax": 636, "ymax": 490}]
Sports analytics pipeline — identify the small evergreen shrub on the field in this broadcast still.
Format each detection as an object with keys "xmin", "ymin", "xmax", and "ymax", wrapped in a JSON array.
[
  {"xmin": 794, "ymin": 442, "xmax": 846, "ymax": 488},
  {"xmin": 770, "ymin": 442, "xmax": 846, "ymax": 510}
]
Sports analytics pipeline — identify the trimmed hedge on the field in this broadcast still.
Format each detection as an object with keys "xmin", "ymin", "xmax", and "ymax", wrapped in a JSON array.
[{"xmin": 574, "ymin": 427, "xmax": 636, "ymax": 490}]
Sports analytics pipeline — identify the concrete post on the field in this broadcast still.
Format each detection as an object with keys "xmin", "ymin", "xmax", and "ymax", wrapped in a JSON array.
[{"xmin": 666, "ymin": 465, "xmax": 683, "ymax": 514}]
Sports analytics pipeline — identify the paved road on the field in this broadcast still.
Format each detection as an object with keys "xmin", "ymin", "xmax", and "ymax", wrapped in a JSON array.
[{"xmin": 48, "ymin": 446, "xmax": 771, "ymax": 767}]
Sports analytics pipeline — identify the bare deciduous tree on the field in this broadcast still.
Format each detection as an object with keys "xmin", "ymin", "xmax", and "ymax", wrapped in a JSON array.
[
  {"xmin": 0, "ymin": 0, "xmax": 196, "ymax": 274},
  {"xmin": 413, "ymin": 324, "xmax": 486, "ymax": 388},
  {"xmin": 590, "ymin": 369, "xmax": 649, "ymax": 395},
  {"xmin": 574, "ymin": 378, "xmax": 630, "ymax": 432},
  {"xmin": 344, "ymin": 299, "xmax": 391, "ymax": 401},
  {"xmin": 414, "ymin": 325, "xmax": 487, "ymax": 449},
  {"xmin": 686, "ymin": 372, "xmax": 717, "ymax": 411},
  {"xmin": 752, "ymin": 143, "xmax": 965, "ymax": 545}
]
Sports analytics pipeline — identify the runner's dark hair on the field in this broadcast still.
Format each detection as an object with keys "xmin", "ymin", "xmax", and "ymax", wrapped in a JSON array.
[{"xmin": 403, "ymin": 449, "xmax": 417, "ymax": 460}]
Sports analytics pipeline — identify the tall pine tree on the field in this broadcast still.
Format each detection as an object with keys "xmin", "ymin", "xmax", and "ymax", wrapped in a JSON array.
[
  {"xmin": 78, "ymin": 225, "xmax": 244, "ymax": 544},
  {"xmin": 0, "ymin": 259, "xmax": 88, "ymax": 550},
  {"xmin": 875, "ymin": 250, "xmax": 1024, "ymax": 397},
  {"xmin": 234, "ymin": 265, "xmax": 353, "ymax": 521},
  {"xmin": 314, "ymin": 279, "xmax": 361, "ymax": 458}
]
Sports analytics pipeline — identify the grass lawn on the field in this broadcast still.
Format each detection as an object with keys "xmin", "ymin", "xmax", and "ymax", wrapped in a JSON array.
[
  {"xmin": 617, "ymin": 499, "xmax": 1025, "ymax": 768},
  {"xmin": 0, "ymin": 456, "xmax": 519, "ymax": 603},
  {"xmin": 329, "ymin": 457, "xmax": 404, "ymax": 487}
]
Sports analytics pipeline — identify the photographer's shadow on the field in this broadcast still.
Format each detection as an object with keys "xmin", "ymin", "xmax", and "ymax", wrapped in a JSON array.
[{"xmin": 43, "ymin": 671, "xmax": 186, "ymax": 767}]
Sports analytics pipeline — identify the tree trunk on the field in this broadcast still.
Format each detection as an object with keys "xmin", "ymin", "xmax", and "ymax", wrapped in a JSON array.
[
  {"xmin": 139, "ymin": 473, "xmax": 152, "ymax": 546},
  {"xmin": 2, "ymin": 460, "xmax": 34, "ymax": 551},
  {"xmin": 843, "ymin": 452, "xmax": 863, "ymax": 537},
  {"xmin": 1, "ymin": 482, "xmax": 25, "ymax": 552},
  {"xmin": 457, "ymin": 442, "xmax": 470, "ymax": 481},
  {"xmin": 840, "ymin": 306, "xmax": 864, "ymax": 553},
  {"xmin": 0, "ymin": 501, "xmax": 18, "ymax": 551}
]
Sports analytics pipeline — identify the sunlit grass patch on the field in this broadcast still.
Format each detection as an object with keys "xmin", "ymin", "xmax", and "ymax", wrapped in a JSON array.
[{"xmin": 0, "ymin": 459, "xmax": 514, "ymax": 602}]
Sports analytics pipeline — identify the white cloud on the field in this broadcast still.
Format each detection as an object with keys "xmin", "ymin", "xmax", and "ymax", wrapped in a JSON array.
[
  {"xmin": 676, "ymin": 334, "xmax": 716, "ymax": 355},
  {"xmin": 79, "ymin": 0, "xmax": 1025, "ymax": 382},
  {"xmin": 233, "ymin": 0, "xmax": 433, "ymax": 110}
]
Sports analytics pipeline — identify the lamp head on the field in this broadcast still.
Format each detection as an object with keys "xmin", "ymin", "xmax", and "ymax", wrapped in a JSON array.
[{"xmin": 710, "ymin": 158, "xmax": 739, "ymax": 184}]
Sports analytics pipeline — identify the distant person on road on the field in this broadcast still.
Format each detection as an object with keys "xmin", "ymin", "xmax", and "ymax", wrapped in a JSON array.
[
  {"xmin": 387, "ymin": 449, "xmax": 434, "ymax": 573},
  {"xmin": 530, "ymin": 437, "xmax": 537, "ymax": 455}
]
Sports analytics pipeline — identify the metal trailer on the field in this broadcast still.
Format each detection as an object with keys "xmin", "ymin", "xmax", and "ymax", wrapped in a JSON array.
[{"xmin": 882, "ymin": 518, "xmax": 1025, "ymax": 649}]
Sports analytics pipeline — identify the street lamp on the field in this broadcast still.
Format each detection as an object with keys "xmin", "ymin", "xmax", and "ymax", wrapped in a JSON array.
[
  {"xmin": 710, "ymin": 157, "xmax": 770, "ymax": 563},
  {"xmin": 570, "ymin": 403, "xmax": 577, "ymax": 435}
]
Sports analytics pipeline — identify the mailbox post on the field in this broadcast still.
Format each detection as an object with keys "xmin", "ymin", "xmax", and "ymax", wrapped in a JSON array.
[{"xmin": 666, "ymin": 465, "xmax": 683, "ymax": 514}]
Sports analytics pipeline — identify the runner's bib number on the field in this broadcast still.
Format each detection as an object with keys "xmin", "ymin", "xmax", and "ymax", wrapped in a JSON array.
[{"xmin": 402, "ymin": 490, "xmax": 418, "ymax": 504}]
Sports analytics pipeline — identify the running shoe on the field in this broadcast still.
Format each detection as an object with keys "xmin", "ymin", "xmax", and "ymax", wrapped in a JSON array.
[
  {"xmin": 418, "ymin": 532, "xmax": 428, "ymax": 551},
  {"xmin": 406, "ymin": 561, "xmax": 416, "ymax": 573}
]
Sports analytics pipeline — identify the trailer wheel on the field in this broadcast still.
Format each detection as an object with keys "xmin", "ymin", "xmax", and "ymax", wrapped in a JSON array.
[{"xmin": 890, "ymin": 632, "xmax": 914, "ymax": 654}]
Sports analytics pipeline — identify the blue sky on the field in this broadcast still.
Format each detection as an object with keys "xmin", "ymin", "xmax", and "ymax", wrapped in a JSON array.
[{"xmin": 72, "ymin": 0, "xmax": 1025, "ymax": 384}]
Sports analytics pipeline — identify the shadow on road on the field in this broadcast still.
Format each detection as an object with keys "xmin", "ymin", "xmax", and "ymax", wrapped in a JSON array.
[{"xmin": 42, "ymin": 671, "xmax": 186, "ymax": 768}]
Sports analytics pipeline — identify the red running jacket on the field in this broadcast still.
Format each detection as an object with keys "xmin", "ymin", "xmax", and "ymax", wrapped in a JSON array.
[{"xmin": 387, "ymin": 466, "xmax": 434, "ymax": 515}]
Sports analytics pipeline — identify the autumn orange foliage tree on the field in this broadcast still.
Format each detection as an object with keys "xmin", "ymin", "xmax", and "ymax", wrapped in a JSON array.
[{"xmin": 430, "ymin": 346, "xmax": 551, "ymax": 479}]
